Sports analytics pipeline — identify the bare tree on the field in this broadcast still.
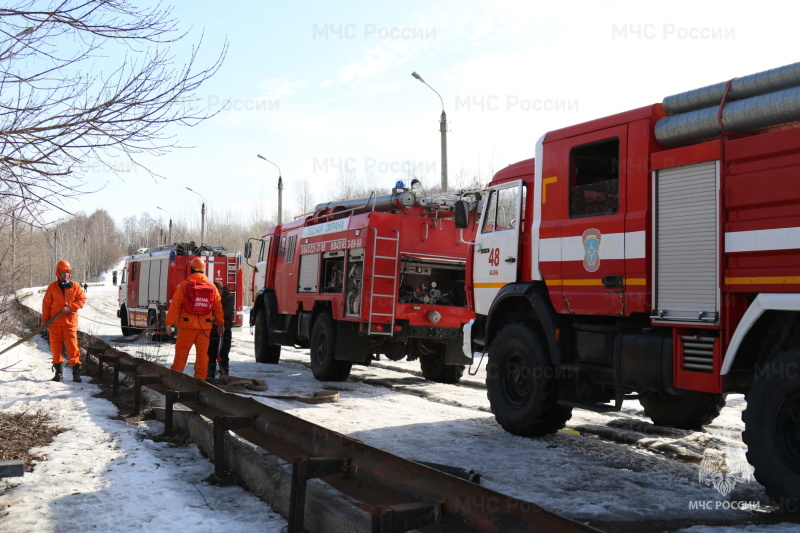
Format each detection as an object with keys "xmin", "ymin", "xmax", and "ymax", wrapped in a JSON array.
[
  {"xmin": 326, "ymin": 170, "xmax": 388, "ymax": 204},
  {"xmin": 246, "ymin": 189, "xmax": 277, "ymax": 233},
  {"xmin": 120, "ymin": 212, "xmax": 163, "ymax": 254},
  {"xmin": 452, "ymin": 167, "xmax": 485, "ymax": 191},
  {"xmin": 293, "ymin": 178, "xmax": 315, "ymax": 218},
  {"xmin": 0, "ymin": 0, "xmax": 227, "ymax": 220}
]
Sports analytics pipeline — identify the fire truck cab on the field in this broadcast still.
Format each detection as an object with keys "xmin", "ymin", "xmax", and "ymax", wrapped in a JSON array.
[{"xmin": 456, "ymin": 62, "xmax": 800, "ymax": 502}]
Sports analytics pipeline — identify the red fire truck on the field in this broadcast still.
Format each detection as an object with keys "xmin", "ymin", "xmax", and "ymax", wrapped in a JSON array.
[
  {"xmin": 245, "ymin": 182, "xmax": 479, "ymax": 383},
  {"xmin": 455, "ymin": 62, "xmax": 800, "ymax": 502},
  {"xmin": 118, "ymin": 242, "xmax": 244, "ymax": 337}
]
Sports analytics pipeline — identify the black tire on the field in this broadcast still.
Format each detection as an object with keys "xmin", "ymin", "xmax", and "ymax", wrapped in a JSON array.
[
  {"xmin": 254, "ymin": 307, "xmax": 281, "ymax": 364},
  {"xmin": 120, "ymin": 306, "xmax": 135, "ymax": 336},
  {"xmin": 419, "ymin": 344, "xmax": 464, "ymax": 384},
  {"xmin": 743, "ymin": 350, "xmax": 800, "ymax": 502},
  {"xmin": 147, "ymin": 310, "xmax": 169, "ymax": 342},
  {"xmin": 639, "ymin": 392, "xmax": 726, "ymax": 430},
  {"xmin": 145, "ymin": 310, "xmax": 158, "ymax": 341},
  {"xmin": 310, "ymin": 312, "xmax": 351, "ymax": 381},
  {"xmin": 486, "ymin": 323, "xmax": 572, "ymax": 436}
]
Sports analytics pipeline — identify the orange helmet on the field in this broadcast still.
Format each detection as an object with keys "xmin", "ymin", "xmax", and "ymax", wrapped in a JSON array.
[
  {"xmin": 56, "ymin": 260, "xmax": 71, "ymax": 277},
  {"xmin": 190, "ymin": 257, "xmax": 206, "ymax": 271}
]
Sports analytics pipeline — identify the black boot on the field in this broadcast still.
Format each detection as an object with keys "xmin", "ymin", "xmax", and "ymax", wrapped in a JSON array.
[
  {"xmin": 51, "ymin": 363, "xmax": 63, "ymax": 382},
  {"xmin": 72, "ymin": 363, "xmax": 82, "ymax": 383}
]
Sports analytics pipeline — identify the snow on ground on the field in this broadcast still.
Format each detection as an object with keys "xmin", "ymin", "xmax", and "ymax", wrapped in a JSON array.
[
  {"xmin": 2, "ymin": 273, "xmax": 800, "ymax": 532},
  {"xmin": 0, "ymin": 293, "xmax": 286, "ymax": 532}
]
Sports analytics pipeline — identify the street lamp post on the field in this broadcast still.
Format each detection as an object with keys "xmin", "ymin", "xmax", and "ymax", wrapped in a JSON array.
[
  {"xmin": 185, "ymin": 187, "xmax": 205, "ymax": 246},
  {"xmin": 411, "ymin": 71, "xmax": 448, "ymax": 191},
  {"xmin": 257, "ymin": 154, "xmax": 283, "ymax": 224},
  {"xmin": 157, "ymin": 206, "xmax": 173, "ymax": 245}
]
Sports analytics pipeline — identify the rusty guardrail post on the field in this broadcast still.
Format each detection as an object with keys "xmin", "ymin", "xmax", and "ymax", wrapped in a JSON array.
[
  {"xmin": 112, "ymin": 361, "xmax": 137, "ymax": 397},
  {"xmin": 97, "ymin": 353, "xmax": 119, "ymax": 382},
  {"xmin": 163, "ymin": 390, "xmax": 199, "ymax": 436},
  {"xmin": 288, "ymin": 457, "xmax": 349, "ymax": 532},
  {"xmin": 213, "ymin": 415, "xmax": 254, "ymax": 478}
]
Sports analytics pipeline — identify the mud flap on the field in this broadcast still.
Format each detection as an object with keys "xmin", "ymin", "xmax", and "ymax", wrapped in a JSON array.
[
  {"xmin": 445, "ymin": 335, "xmax": 472, "ymax": 365},
  {"xmin": 335, "ymin": 320, "xmax": 372, "ymax": 362}
]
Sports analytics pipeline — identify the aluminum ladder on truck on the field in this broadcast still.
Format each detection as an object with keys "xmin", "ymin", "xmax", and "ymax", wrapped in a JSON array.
[
  {"xmin": 225, "ymin": 253, "xmax": 238, "ymax": 300},
  {"xmin": 368, "ymin": 227, "xmax": 399, "ymax": 336}
]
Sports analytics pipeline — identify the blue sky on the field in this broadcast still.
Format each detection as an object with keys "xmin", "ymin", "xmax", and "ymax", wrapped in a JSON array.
[{"xmin": 59, "ymin": 0, "xmax": 798, "ymax": 229}]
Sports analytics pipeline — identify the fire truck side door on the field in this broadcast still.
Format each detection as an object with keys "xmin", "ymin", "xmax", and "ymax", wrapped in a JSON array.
[
  {"xmin": 472, "ymin": 180, "xmax": 523, "ymax": 315},
  {"xmin": 255, "ymin": 236, "xmax": 272, "ymax": 291},
  {"xmin": 128, "ymin": 262, "xmax": 139, "ymax": 308},
  {"xmin": 558, "ymin": 127, "xmax": 627, "ymax": 316}
]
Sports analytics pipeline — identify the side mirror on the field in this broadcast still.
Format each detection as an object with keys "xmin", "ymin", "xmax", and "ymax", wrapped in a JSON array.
[
  {"xmin": 244, "ymin": 241, "xmax": 252, "ymax": 259},
  {"xmin": 454, "ymin": 200, "xmax": 470, "ymax": 229}
]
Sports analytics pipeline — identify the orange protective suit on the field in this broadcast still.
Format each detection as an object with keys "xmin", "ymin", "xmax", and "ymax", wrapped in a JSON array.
[
  {"xmin": 42, "ymin": 263, "xmax": 87, "ymax": 367},
  {"xmin": 165, "ymin": 271, "xmax": 224, "ymax": 380}
]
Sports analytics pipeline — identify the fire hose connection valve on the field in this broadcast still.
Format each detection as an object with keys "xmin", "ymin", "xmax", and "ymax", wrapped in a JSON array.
[{"xmin": 428, "ymin": 310, "xmax": 442, "ymax": 324}]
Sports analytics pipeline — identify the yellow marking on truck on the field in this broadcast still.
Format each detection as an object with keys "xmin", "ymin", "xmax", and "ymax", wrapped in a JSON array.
[
  {"xmin": 725, "ymin": 276, "xmax": 800, "ymax": 285},
  {"xmin": 542, "ymin": 176, "xmax": 558, "ymax": 204},
  {"xmin": 545, "ymin": 277, "xmax": 647, "ymax": 287},
  {"xmin": 474, "ymin": 282, "xmax": 508, "ymax": 289},
  {"xmin": 561, "ymin": 279, "xmax": 603, "ymax": 286}
]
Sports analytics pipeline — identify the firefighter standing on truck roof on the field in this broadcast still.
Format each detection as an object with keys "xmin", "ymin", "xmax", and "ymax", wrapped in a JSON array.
[
  {"xmin": 42, "ymin": 260, "xmax": 87, "ymax": 382},
  {"xmin": 165, "ymin": 257, "xmax": 224, "ymax": 381}
]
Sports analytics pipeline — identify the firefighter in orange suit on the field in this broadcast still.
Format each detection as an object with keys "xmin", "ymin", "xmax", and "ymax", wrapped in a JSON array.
[
  {"xmin": 165, "ymin": 257, "xmax": 224, "ymax": 380},
  {"xmin": 42, "ymin": 260, "xmax": 87, "ymax": 382}
]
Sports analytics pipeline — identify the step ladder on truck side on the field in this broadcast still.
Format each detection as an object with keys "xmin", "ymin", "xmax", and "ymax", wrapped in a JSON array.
[{"xmin": 368, "ymin": 227, "xmax": 399, "ymax": 336}]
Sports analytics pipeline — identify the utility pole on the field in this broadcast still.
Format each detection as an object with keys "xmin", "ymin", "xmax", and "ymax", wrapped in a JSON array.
[
  {"xmin": 186, "ymin": 188, "xmax": 205, "ymax": 245},
  {"xmin": 157, "ymin": 206, "xmax": 173, "ymax": 244},
  {"xmin": 257, "ymin": 154, "xmax": 284, "ymax": 224},
  {"xmin": 412, "ymin": 71, "xmax": 448, "ymax": 191}
]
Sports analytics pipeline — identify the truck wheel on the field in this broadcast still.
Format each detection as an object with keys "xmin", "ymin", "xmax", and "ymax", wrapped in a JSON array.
[
  {"xmin": 147, "ymin": 310, "xmax": 169, "ymax": 342},
  {"xmin": 310, "ymin": 312, "xmax": 351, "ymax": 381},
  {"xmin": 120, "ymin": 306, "xmax": 134, "ymax": 336},
  {"xmin": 146, "ymin": 310, "xmax": 158, "ymax": 341},
  {"xmin": 419, "ymin": 344, "xmax": 464, "ymax": 384},
  {"xmin": 639, "ymin": 392, "xmax": 726, "ymax": 430},
  {"xmin": 742, "ymin": 349, "xmax": 800, "ymax": 502},
  {"xmin": 487, "ymin": 323, "xmax": 572, "ymax": 436},
  {"xmin": 254, "ymin": 308, "xmax": 281, "ymax": 363}
]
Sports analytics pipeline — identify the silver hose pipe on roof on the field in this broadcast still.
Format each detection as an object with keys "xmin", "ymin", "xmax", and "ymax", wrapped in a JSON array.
[
  {"xmin": 663, "ymin": 62, "xmax": 800, "ymax": 115},
  {"xmin": 314, "ymin": 190, "xmax": 417, "ymax": 215},
  {"xmin": 655, "ymin": 84, "xmax": 800, "ymax": 147}
]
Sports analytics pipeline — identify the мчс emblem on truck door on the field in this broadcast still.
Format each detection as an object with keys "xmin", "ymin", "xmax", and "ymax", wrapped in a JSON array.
[{"xmin": 582, "ymin": 228, "xmax": 601, "ymax": 272}]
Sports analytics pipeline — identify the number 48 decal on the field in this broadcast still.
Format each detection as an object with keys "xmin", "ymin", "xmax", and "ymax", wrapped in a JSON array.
[{"xmin": 488, "ymin": 248, "xmax": 500, "ymax": 267}]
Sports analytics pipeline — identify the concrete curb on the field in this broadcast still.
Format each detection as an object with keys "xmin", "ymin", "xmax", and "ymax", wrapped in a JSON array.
[{"xmin": 151, "ymin": 405, "xmax": 370, "ymax": 533}]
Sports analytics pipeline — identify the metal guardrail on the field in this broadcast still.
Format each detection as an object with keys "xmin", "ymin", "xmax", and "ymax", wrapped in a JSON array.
[{"xmin": 14, "ymin": 298, "xmax": 601, "ymax": 533}]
